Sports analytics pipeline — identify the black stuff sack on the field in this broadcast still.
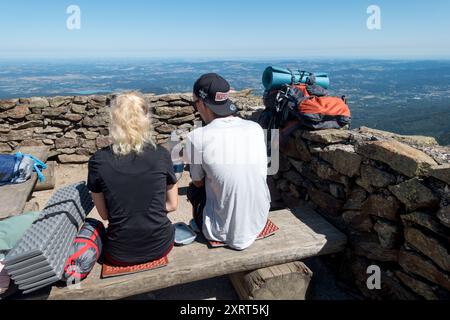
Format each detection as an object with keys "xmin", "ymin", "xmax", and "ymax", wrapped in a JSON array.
[{"xmin": 63, "ymin": 218, "xmax": 106, "ymax": 282}]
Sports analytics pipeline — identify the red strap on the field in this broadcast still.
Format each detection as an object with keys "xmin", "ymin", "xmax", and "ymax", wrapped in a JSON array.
[
  {"xmin": 66, "ymin": 242, "xmax": 90, "ymax": 263},
  {"xmin": 74, "ymin": 238, "xmax": 100, "ymax": 257},
  {"xmin": 65, "ymin": 271, "xmax": 89, "ymax": 279},
  {"xmin": 89, "ymin": 226, "xmax": 100, "ymax": 241}
]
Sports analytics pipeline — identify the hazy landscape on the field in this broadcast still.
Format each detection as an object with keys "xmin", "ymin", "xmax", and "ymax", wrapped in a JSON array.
[{"xmin": 0, "ymin": 59, "xmax": 449, "ymax": 145}]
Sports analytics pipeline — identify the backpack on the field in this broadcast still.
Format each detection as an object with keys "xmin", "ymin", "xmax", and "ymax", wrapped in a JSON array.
[
  {"xmin": 260, "ymin": 83, "xmax": 351, "ymax": 131},
  {"xmin": 63, "ymin": 219, "xmax": 106, "ymax": 281},
  {"xmin": 0, "ymin": 152, "xmax": 47, "ymax": 186}
]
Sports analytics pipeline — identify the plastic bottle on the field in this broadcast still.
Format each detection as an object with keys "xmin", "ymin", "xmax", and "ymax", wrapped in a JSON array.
[{"xmin": 169, "ymin": 131, "xmax": 185, "ymax": 182}]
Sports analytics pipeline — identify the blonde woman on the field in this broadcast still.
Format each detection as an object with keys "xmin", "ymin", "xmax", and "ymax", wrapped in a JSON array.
[{"xmin": 87, "ymin": 92, "xmax": 178, "ymax": 266}]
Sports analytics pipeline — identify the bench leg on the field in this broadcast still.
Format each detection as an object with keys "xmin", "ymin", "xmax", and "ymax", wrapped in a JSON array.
[
  {"xmin": 23, "ymin": 201, "xmax": 39, "ymax": 212},
  {"xmin": 34, "ymin": 161, "xmax": 56, "ymax": 192},
  {"xmin": 229, "ymin": 261, "xmax": 313, "ymax": 300}
]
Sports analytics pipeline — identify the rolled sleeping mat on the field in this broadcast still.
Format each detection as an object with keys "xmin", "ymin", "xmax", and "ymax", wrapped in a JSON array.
[
  {"xmin": 262, "ymin": 66, "xmax": 330, "ymax": 91},
  {"xmin": 63, "ymin": 218, "xmax": 105, "ymax": 282}
]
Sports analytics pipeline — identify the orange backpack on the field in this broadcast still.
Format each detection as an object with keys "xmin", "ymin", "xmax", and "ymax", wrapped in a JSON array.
[{"xmin": 260, "ymin": 84, "xmax": 351, "ymax": 131}]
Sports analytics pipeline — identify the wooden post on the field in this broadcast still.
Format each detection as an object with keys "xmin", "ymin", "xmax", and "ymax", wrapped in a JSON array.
[
  {"xmin": 230, "ymin": 261, "xmax": 313, "ymax": 300},
  {"xmin": 34, "ymin": 161, "xmax": 56, "ymax": 192}
]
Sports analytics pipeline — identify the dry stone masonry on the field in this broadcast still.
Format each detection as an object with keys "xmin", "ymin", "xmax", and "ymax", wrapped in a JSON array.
[
  {"xmin": 272, "ymin": 126, "xmax": 450, "ymax": 300},
  {"xmin": 0, "ymin": 90, "xmax": 261, "ymax": 163},
  {"xmin": 1, "ymin": 91, "xmax": 449, "ymax": 300}
]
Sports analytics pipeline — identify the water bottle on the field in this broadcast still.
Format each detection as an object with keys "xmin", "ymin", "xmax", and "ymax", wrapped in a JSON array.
[{"xmin": 169, "ymin": 132, "xmax": 185, "ymax": 182}]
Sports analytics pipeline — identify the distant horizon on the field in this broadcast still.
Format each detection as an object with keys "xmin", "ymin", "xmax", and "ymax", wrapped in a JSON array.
[{"xmin": 1, "ymin": 56, "xmax": 450, "ymax": 63}]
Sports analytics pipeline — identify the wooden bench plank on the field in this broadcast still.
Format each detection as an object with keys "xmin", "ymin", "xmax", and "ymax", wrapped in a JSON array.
[
  {"xmin": 45, "ymin": 206, "xmax": 346, "ymax": 300},
  {"xmin": 0, "ymin": 147, "xmax": 49, "ymax": 220}
]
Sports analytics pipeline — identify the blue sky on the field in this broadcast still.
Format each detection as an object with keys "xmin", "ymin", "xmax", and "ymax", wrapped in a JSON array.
[{"xmin": 0, "ymin": 0, "xmax": 449, "ymax": 59}]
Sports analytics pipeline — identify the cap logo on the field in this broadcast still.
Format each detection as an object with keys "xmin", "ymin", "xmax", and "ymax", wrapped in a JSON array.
[
  {"xmin": 215, "ymin": 91, "xmax": 229, "ymax": 102},
  {"xmin": 199, "ymin": 89, "xmax": 208, "ymax": 100}
]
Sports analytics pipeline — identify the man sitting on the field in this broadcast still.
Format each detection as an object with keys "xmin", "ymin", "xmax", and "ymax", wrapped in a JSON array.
[{"xmin": 184, "ymin": 73, "xmax": 271, "ymax": 250}]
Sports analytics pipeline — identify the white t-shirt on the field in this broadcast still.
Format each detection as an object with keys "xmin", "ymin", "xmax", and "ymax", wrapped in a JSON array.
[{"xmin": 184, "ymin": 117, "xmax": 271, "ymax": 250}]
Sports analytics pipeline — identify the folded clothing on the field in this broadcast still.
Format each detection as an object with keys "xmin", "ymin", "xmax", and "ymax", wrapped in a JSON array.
[
  {"xmin": 0, "ymin": 152, "xmax": 47, "ymax": 186},
  {"xmin": 0, "ymin": 260, "xmax": 10, "ymax": 295},
  {"xmin": 0, "ymin": 212, "xmax": 41, "ymax": 252}
]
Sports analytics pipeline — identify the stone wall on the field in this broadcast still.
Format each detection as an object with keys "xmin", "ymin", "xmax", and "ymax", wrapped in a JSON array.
[
  {"xmin": 0, "ymin": 90, "xmax": 262, "ymax": 163},
  {"xmin": 271, "ymin": 126, "xmax": 450, "ymax": 300},
  {"xmin": 2, "ymin": 91, "xmax": 449, "ymax": 300}
]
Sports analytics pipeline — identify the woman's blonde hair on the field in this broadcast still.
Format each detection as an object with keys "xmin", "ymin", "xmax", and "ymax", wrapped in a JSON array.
[{"xmin": 110, "ymin": 92, "xmax": 156, "ymax": 156}]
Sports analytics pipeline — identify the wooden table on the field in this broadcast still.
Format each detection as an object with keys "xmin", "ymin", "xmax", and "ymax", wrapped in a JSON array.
[{"xmin": 0, "ymin": 146, "xmax": 49, "ymax": 220}]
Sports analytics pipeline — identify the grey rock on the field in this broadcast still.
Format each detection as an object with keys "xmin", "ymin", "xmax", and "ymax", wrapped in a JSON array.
[
  {"xmin": 96, "ymin": 136, "xmax": 112, "ymax": 149},
  {"xmin": 283, "ymin": 170, "xmax": 304, "ymax": 186},
  {"xmin": 28, "ymin": 97, "xmax": 49, "ymax": 108},
  {"xmin": 55, "ymin": 138, "xmax": 79, "ymax": 149},
  {"xmin": 401, "ymin": 212, "xmax": 449, "ymax": 238},
  {"xmin": 62, "ymin": 113, "xmax": 83, "ymax": 122},
  {"xmin": 356, "ymin": 140, "xmax": 437, "ymax": 178},
  {"xmin": 361, "ymin": 194, "xmax": 401, "ymax": 221},
  {"xmin": 42, "ymin": 106, "xmax": 69, "ymax": 117},
  {"xmin": 307, "ymin": 188, "xmax": 344, "ymax": 217},
  {"xmin": 0, "ymin": 99, "xmax": 17, "ymax": 111},
  {"xmin": 360, "ymin": 164, "xmax": 396, "ymax": 188},
  {"xmin": 428, "ymin": 164, "xmax": 450, "ymax": 185},
  {"xmin": 34, "ymin": 127, "xmax": 63, "ymax": 134},
  {"xmin": 168, "ymin": 114, "xmax": 196, "ymax": 125},
  {"xmin": 404, "ymin": 227, "xmax": 450, "ymax": 272},
  {"xmin": 353, "ymin": 240, "xmax": 399, "ymax": 262},
  {"xmin": 12, "ymin": 121, "xmax": 43, "ymax": 130},
  {"xmin": 300, "ymin": 129, "xmax": 351, "ymax": 144},
  {"xmin": 374, "ymin": 220, "xmax": 400, "ymax": 249},
  {"xmin": 281, "ymin": 134, "xmax": 312, "ymax": 162},
  {"xmin": 58, "ymin": 154, "xmax": 90, "ymax": 164},
  {"xmin": 49, "ymin": 96, "xmax": 70, "ymax": 107},
  {"xmin": 342, "ymin": 211, "xmax": 373, "ymax": 232},
  {"xmin": 155, "ymin": 123, "xmax": 176, "ymax": 134},
  {"xmin": 0, "ymin": 128, "xmax": 34, "ymax": 142},
  {"xmin": 25, "ymin": 114, "xmax": 44, "ymax": 121},
  {"xmin": 395, "ymin": 271, "xmax": 442, "ymax": 300},
  {"xmin": 71, "ymin": 104, "xmax": 87, "ymax": 114},
  {"xmin": 320, "ymin": 144, "xmax": 362, "ymax": 177},
  {"xmin": 389, "ymin": 178, "xmax": 439, "ymax": 212},
  {"xmin": 51, "ymin": 120, "xmax": 72, "ymax": 128},
  {"xmin": 399, "ymin": 249, "xmax": 450, "ymax": 291},
  {"xmin": 344, "ymin": 187, "xmax": 367, "ymax": 211},
  {"xmin": 437, "ymin": 205, "xmax": 450, "ymax": 228},
  {"xmin": 82, "ymin": 115, "xmax": 109, "ymax": 127},
  {"xmin": 3, "ymin": 105, "xmax": 30, "ymax": 119},
  {"xmin": 73, "ymin": 96, "xmax": 89, "ymax": 105}
]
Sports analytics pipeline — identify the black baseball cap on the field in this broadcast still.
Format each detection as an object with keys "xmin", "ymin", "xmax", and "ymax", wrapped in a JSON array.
[{"xmin": 193, "ymin": 73, "xmax": 238, "ymax": 116}]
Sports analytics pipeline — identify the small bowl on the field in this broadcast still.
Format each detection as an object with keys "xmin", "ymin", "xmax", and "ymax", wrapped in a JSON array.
[{"xmin": 174, "ymin": 222, "xmax": 197, "ymax": 246}]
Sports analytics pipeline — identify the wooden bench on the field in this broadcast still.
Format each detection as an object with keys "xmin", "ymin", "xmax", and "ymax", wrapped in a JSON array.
[
  {"xmin": 0, "ymin": 146, "xmax": 49, "ymax": 220},
  {"xmin": 38, "ymin": 205, "xmax": 346, "ymax": 300}
]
